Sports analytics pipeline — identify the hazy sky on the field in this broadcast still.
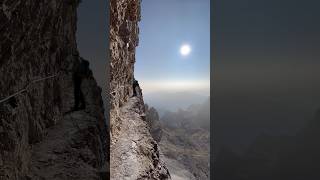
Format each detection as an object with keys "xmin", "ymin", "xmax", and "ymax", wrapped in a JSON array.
[
  {"xmin": 77, "ymin": 0, "xmax": 107, "ymax": 90},
  {"xmin": 135, "ymin": 0, "xmax": 210, "ymax": 94},
  {"xmin": 213, "ymin": 0, "xmax": 320, "ymax": 151}
]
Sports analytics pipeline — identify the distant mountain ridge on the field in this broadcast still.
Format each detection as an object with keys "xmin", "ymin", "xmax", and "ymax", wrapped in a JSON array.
[{"xmin": 143, "ymin": 91, "xmax": 209, "ymax": 116}]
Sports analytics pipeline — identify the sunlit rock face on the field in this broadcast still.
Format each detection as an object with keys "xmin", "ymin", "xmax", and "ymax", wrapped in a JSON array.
[
  {"xmin": 109, "ymin": 0, "xmax": 171, "ymax": 179},
  {"xmin": 109, "ymin": 0, "xmax": 140, "ymax": 120},
  {"xmin": 0, "ymin": 1, "xmax": 108, "ymax": 179}
]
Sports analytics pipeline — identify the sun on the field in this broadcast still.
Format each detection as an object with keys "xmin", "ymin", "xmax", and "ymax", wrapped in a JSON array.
[{"xmin": 180, "ymin": 44, "xmax": 191, "ymax": 56}]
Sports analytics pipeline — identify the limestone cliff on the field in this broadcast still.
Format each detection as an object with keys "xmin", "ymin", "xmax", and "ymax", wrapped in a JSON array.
[
  {"xmin": 0, "ymin": 1, "xmax": 108, "ymax": 179},
  {"xmin": 109, "ymin": 0, "xmax": 171, "ymax": 179}
]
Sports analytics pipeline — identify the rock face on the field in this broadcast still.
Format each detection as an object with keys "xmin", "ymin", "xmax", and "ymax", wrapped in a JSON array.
[
  {"xmin": 159, "ymin": 100, "xmax": 210, "ymax": 180},
  {"xmin": 109, "ymin": 0, "xmax": 170, "ymax": 179},
  {"xmin": 160, "ymin": 126, "xmax": 210, "ymax": 180},
  {"xmin": 0, "ymin": 1, "xmax": 108, "ymax": 179},
  {"xmin": 27, "ymin": 73, "xmax": 109, "ymax": 180}
]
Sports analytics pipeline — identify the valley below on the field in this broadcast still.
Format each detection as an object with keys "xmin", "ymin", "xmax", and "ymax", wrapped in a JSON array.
[{"xmin": 145, "ymin": 98, "xmax": 210, "ymax": 180}]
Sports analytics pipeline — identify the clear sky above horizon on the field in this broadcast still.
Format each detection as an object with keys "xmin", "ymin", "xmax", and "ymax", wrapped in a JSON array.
[
  {"xmin": 77, "ymin": 0, "xmax": 107, "ymax": 90},
  {"xmin": 135, "ymin": 0, "xmax": 210, "ymax": 95}
]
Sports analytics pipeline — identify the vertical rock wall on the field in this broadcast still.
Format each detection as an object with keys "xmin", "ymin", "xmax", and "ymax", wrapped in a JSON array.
[
  {"xmin": 109, "ymin": 0, "xmax": 140, "ymax": 125},
  {"xmin": 0, "ymin": 0, "xmax": 108, "ymax": 179},
  {"xmin": 0, "ymin": 1, "xmax": 79, "ymax": 178},
  {"xmin": 109, "ymin": 0, "xmax": 171, "ymax": 179}
]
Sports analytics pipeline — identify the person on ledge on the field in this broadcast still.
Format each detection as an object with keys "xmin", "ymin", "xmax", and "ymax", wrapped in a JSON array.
[
  {"xmin": 133, "ymin": 79, "xmax": 140, "ymax": 97},
  {"xmin": 73, "ymin": 57, "xmax": 90, "ymax": 111}
]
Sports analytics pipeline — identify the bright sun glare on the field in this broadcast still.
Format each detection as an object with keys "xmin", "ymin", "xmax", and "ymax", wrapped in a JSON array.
[{"xmin": 180, "ymin": 44, "xmax": 191, "ymax": 56}]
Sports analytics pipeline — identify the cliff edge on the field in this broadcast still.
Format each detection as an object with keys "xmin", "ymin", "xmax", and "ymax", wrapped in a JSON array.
[{"xmin": 109, "ymin": 0, "xmax": 171, "ymax": 179}]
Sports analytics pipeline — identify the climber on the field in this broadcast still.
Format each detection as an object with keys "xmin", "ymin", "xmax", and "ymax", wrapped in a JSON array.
[
  {"xmin": 132, "ymin": 79, "xmax": 140, "ymax": 97},
  {"xmin": 73, "ymin": 57, "xmax": 90, "ymax": 111}
]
